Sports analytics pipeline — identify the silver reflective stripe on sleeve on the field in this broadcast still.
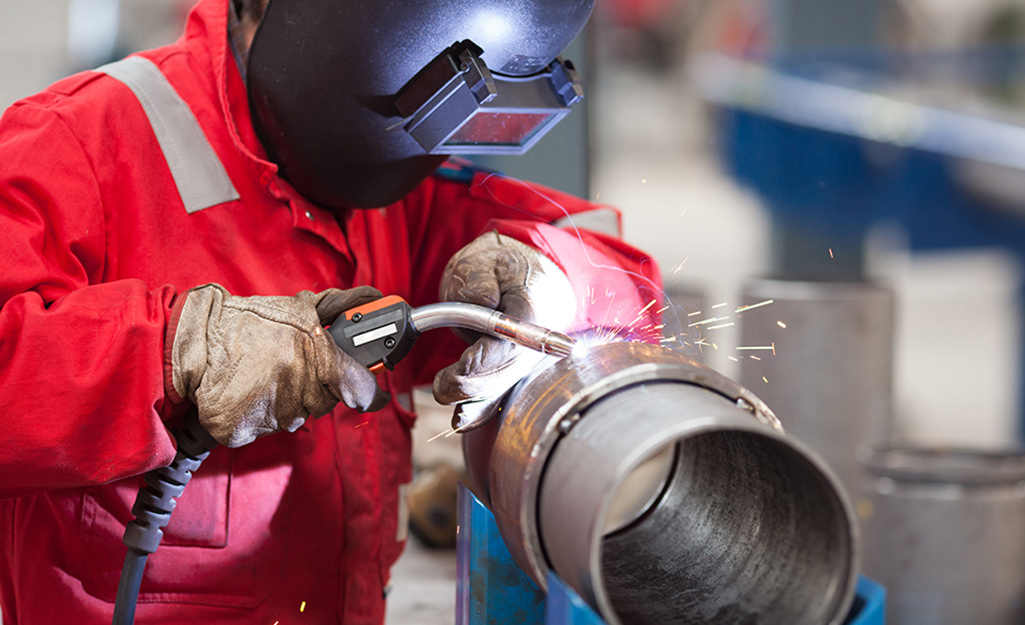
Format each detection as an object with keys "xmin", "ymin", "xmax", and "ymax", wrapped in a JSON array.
[
  {"xmin": 98, "ymin": 56, "xmax": 240, "ymax": 214},
  {"xmin": 553, "ymin": 207, "xmax": 621, "ymax": 238}
]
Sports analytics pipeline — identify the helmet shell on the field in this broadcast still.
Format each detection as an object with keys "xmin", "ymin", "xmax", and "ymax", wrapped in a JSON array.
[{"xmin": 248, "ymin": 0, "xmax": 595, "ymax": 209}]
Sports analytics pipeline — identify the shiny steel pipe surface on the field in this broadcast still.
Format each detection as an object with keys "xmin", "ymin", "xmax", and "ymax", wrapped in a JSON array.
[
  {"xmin": 410, "ymin": 302, "xmax": 575, "ymax": 357},
  {"xmin": 464, "ymin": 341, "xmax": 858, "ymax": 625}
]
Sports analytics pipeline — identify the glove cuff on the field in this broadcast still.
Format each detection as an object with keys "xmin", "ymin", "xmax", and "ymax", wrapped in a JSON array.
[
  {"xmin": 166, "ymin": 284, "xmax": 226, "ymax": 404},
  {"xmin": 163, "ymin": 291, "xmax": 190, "ymax": 404}
]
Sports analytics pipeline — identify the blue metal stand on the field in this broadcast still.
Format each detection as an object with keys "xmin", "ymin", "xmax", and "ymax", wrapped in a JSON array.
[
  {"xmin": 456, "ymin": 484, "xmax": 546, "ymax": 625},
  {"xmin": 853, "ymin": 577, "xmax": 887, "ymax": 625},
  {"xmin": 545, "ymin": 573, "xmax": 606, "ymax": 625},
  {"xmin": 456, "ymin": 483, "xmax": 885, "ymax": 625}
]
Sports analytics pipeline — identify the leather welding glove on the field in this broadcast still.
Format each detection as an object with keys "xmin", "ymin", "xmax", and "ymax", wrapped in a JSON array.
[
  {"xmin": 433, "ymin": 232, "xmax": 576, "ymax": 431},
  {"xmin": 166, "ymin": 284, "xmax": 390, "ymax": 447}
]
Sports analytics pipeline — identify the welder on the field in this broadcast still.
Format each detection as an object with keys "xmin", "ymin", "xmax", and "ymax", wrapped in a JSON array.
[{"xmin": 0, "ymin": 1, "xmax": 661, "ymax": 623}]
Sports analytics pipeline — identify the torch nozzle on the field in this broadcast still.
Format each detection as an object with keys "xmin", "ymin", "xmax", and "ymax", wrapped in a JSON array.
[
  {"xmin": 410, "ymin": 302, "xmax": 576, "ymax": 358},
  {"xmin": 535, "ymin": 328, "xmax": 576, "ymax": 358}
]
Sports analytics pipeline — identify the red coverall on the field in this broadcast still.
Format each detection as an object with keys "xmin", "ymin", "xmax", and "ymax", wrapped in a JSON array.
[{"xmin": 0, "ymin": 1, "xmax": 661, "ymax": 623}]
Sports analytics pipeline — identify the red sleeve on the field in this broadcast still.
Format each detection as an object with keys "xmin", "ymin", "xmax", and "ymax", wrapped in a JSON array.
[
  {"xmin": 403, "ymin": 164, "xmax": 664, "ymax": 385},
  {"xmin": 0, "ymin": 101, "xmax": 177, "ymax": 499}
]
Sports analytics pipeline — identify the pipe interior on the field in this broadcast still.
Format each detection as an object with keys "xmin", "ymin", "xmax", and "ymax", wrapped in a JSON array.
[
  {"xmin": 601, "ymin": 431, "xmax": 852, "ymax": 625},
  {"xmin": 603, "ymin": 445, "xmax": 676, "ymax": 535}
]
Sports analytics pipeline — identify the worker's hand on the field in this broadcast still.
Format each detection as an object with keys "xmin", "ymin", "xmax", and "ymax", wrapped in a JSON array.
[
  {"xmin": 434, "ymin": 232, "xmax": 576, "ymax": 430},
  {"xmin": 166, "ymin": 284, "xmax": 390, "ymax": 447}
]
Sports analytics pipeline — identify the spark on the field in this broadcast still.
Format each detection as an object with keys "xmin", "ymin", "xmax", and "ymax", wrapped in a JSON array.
[
  {"xmin": 660, "ymin": 336, "xmax": 678, "ymax": 343},
  {"xmin": 642, "ymin": 178, "xmax": 648, "ymax": 184},
  {"xmin": 829, "ymin": 248, "xmax": 834, "ymax": 259},
  {"xmin": 680, "ymin": 204, "xmax": 690, "ymax": 217},
  {"xmin": 426, "ymin": 429, "xmax": 452, "ymax": 443},
  {"xmin": 300, "ymin": 601, "xmax": 307, "ymax": 613},
  {"xmin": 629, "ymin": 298, "xmax": 661, "ymax": 329},
  {"xmin": 672, "ymin": 257, "xmax": 690, "ymax": 274},
  {"xmin": 695, "ymin": 338, "xmax": 712, "ymax": 347},
  {"xmin": 728, "ymin": 356, "xmax": 739, "ymax": 362},
  {"xmin": 687, "ymin": 310, "xmax": 702, "ymax": 317},
  {"xmin": 706, "ymin": 322, "xmax": 735, "ymax": 331},
  {"xmin": 737, "ymin": 345, "xmax": 775, "ymax": 351},
  {"xmin": 653, "ymin": 324, "xmax": 665, "ymax": 330},
  {"xmin": 711, "ymin": 302, "xmax": 728, "ymax": 309},
  {"xmin": 355, "ymin": 420, "xmax": 370, "ymax": 429},
  {"xmin": 426, "ymin": 417, "xmax": 489, "ymax": 441},
  {"xmin": 689, "ymin": 316, "xmax": 730, "ymax": 327},
  {"xmin": 655, "ymin": 305, "xmax": 670, "ymax": 314},
  {"xmin": 735, "ymin": 299, "xmax": 774, "ymax": 313},
  {"xmin": 629, "ymin": 299, "xmax": 659, "ymax": 328},
  {"xmin": 596, "ymin": 192, "xmax": 600, "ymax": 200},
  {"xmin": 777, "ymin": 321, "xmax": 787, "ymax": 329},
  {"xmin": 638, "ymin": 299, "xmax": 657, "ymax": 315},
  {"xmin": 762, "ymin": 376, "xmax": 769, "ymax": 383},
  {"xmin": 750, "ymin": 356, "xmax": 761, "ymax": 361}
]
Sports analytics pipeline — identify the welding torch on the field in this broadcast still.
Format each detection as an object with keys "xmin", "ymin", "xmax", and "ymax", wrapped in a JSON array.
[
  {"xmin": 112, "ymin": 295, "xmax": 574, "ymax": 625},
  {"xmin": 327, "ymin": 295, "xmax": 577, "ymax": 372}
]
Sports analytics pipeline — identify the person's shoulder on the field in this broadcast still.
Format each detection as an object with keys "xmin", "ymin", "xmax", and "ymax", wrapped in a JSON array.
[
  {"xmin": 4, "ymin": 48, "xmax": 200, "ymax": 155},
  {"xmin": 5, "ymin": 67, "xmax": 130, "ymax": 133},
  {"xmin": 10, "ymin": 43, "xmax": 190, "ymax": 117},
  {"xmin": 8, "ymin": 69, "xmax": 106, "ymax": 116}
]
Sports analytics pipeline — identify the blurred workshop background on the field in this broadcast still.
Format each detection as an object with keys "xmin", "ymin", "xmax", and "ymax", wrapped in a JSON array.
[{"xmin": 6, "ymin": 0, "xmax": 1025, "ymax": 623}]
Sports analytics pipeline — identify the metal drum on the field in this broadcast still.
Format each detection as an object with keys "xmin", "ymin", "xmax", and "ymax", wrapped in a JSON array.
[
  {"xmin": 463, "ymin": 341, "xmax": 859, "ymax": 625},
  {"xmin": 738, "ymin": 278, "xmax": 895, "ymax": 498},
  {"xmin": 860, "ymin": 447, "xmax": 1025, "ymax": 625}
]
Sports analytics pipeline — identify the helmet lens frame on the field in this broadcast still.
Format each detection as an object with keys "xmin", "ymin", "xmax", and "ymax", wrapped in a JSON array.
[{"xmin": 398, "ymin": 41, "xmax": 583, "ymax": 156}]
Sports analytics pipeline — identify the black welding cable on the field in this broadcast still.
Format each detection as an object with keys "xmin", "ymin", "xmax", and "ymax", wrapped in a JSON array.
[
  {"xmin": 111, "ymin": 412, "xmax": 218, "ymax": 625},
  {"xmin": 112, "ymin": 550, "xmax": 148, "ymax": 625}
]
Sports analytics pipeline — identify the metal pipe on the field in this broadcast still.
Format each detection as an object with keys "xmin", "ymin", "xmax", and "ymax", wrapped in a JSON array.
[
  {"xmin": 410, "ymin": 302, "xmax": 575, "ymax": 357},
  {"xmin": 860, "ymin": 447, "xmax": 1025, "ymax": 625},
  {"xmin": 738, "ymin": 278, "xmax": 895, "ymax": 498},
  {"xmin": 463, "ymin": 341, "xmax": 859, "ymax": 625}
]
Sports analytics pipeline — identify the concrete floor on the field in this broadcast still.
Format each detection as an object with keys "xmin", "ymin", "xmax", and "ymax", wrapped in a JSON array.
[{"xmin": 385, "ymin": 536, "xmax": 458, "ymax": 625}]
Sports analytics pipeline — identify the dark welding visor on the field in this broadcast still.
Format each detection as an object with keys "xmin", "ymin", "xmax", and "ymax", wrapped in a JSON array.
[{"xmin": 394, "ymin": 41, "xmax": 584, "ymax": 155}]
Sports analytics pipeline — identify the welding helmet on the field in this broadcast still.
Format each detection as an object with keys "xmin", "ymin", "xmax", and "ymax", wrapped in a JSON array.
[{"xmin": 247, "ymin": 0, "xmax": 593, "ymax": 209}]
